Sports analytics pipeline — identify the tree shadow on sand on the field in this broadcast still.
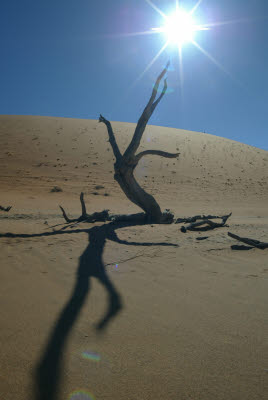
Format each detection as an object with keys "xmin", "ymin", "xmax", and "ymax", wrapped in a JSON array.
[{"xmin": 0, "ymin": 219, "xmax": 178, "ymax": 400}]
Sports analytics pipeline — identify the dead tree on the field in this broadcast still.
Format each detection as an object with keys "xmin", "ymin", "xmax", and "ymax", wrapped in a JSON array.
[{"xmin": 99, "ymin": 61, "xmax": 179, "ymax": 223}]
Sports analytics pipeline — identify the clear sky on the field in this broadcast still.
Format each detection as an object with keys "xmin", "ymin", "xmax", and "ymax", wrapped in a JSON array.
[{"xmin": 0, "ymin": 0, "xmax": 267, "ymax": 150}]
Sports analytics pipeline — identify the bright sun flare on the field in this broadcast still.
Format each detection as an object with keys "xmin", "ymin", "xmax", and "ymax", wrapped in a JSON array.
[
  {"xmin": 152, "ymin": 8, "xmax": 199, "ymax": 47},
  {"xmin": 163, "ymin": 10, "xmax": 196, "ymax": 45},
  {"xmin": 124, "ymin": 0, "xmax": 238, "ymax": 93}
]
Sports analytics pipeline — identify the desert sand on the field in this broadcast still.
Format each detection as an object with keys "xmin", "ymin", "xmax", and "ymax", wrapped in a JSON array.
[{"xmin": 0, "ymin": 115, "xmax": 267, "ymax": 400}]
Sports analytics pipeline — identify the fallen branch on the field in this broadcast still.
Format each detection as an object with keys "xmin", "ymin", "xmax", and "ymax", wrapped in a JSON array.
[
  {"xmin": 58, "ymin": 194, "xmax": 145, "ymax": 228},
  {"xmin": 57, "ymin": 193, "xmax": 175, "ymax": 229},
  {"xmin": 59, "ymin": 192, "xmax": 109, "ymax": 225},
  {"xmin": 181, "ymin": 213, "xmax": 232, "ymax": 233},
  {"xmin": 228, "ymin": 232, "xmax": 268, "ymax": 249},
  {"xmin": 176, "ymin": 214, "xmax": 230, "ymax": 224},
  {"xmin": 0, "ymin": 205, "xmax": 12, "ymax": 212}
]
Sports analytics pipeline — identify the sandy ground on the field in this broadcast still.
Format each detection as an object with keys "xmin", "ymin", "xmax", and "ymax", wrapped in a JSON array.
[{"xmin": 0, "ymin": 115, "xmax": 267, "ymax": 400}]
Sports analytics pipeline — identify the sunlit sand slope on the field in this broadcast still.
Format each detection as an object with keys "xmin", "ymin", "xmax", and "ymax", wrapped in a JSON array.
[
  {"xmin": 0, "ymin": 115, "xmax": 267, "ymax": 213},
  {"xmin": 0, "ymin": 115, "xmax": 267, "ymax": 400}
]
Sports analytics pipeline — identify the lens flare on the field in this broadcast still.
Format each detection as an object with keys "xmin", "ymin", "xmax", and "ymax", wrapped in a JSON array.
[
  {"xmin": 82, "ymin": 351, "xmax": 101, "ymax": 362},
  {"xmin": 69, "ymin": 390, "xmax": 95, "ymax": 400}
]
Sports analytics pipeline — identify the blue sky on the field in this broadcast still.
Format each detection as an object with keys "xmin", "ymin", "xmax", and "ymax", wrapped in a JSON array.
[{"xmin": 0, "ymin": 0, "xmax": 268, "ymax": 150}]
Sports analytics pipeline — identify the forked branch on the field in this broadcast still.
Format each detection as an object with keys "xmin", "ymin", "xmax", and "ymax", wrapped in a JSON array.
[
  {"xmin": 124, "ymin": 61, "xmax": 170, "ymax": 159},
  {"xmin": 59, "ymin": 192, "xmax": 109, "ymax": 226}
]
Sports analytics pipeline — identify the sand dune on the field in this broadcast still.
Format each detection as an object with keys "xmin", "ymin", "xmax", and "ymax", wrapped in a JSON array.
[{"xmin": 0, "ymin": 115, "xmax": 267, "ymax": 400}]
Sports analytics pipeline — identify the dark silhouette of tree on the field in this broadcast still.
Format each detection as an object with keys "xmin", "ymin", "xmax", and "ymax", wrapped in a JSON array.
[{"xmin": 99, "ymin": 61, "xmax": 179, "ymax": 223}]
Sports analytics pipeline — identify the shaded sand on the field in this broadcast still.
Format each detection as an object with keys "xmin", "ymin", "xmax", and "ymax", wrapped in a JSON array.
[{"xmin": 0, "ymin": 115, "xmax": 267, "ymax": 400}]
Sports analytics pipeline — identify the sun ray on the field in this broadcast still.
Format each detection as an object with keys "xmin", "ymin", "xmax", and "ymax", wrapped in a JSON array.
[
  {"xmin": 190, "ymin": 0, "xmax": 204, "ymax": 15},
  {"xmin": 129, "ymin": 41, "xmax": 170, "ymax": 91},
  {"xmin": 178, "ymin": 44, "xmax": 184, "ymax": 100},
  {"xmin": 102, "ymin": 30, "xmax": 159, "ymax": 39},
  {"xmin": 110, "ymin": 41, "xmax": 170, "ymax": 117},
  {"xmin": 200, "ymin": 16, "xmax": 264, "ymax": 29},
  {"xmin": 193, "ymin": 25, "xmax": 210, "ymax": 31},
  {"xmin": 192, "ymin": 40, "xmax": 230, "ymax": 73},
  {"xmin": 145, "ymin": 0, "xmax": 167, "ymax": 20},
  {"xmin": 191, "ymin": 39, "xmax": 243, "ymax": 87}
]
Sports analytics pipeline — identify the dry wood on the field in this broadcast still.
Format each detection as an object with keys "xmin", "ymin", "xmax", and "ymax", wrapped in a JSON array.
[
  {"xmin": 176, "ymin": 214, "xmax": 230, "ymax": 224},
  {"xmin": 228, "ymin": 232, "xmax": 268, "ymax": 249},
  {"xmin": 99, "ymin": 62, "xmax": 179, "ymax": 223},
  {"xmin": 59, "ymin": 192, "xmax": 109, "ymax": 225},
  {"xmin": 58, "ymin": 193, "xmax": 161, "ymax": 229},
  {"xmin": 0, "ymin": 205, "xmax": 12, "ymax": 212},
  {"xmin": 181, "ymin": 213, "xmax": 232, "ymax": 233}
]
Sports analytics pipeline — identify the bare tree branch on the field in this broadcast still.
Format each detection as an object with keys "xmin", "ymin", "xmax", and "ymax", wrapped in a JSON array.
[
  {"xmin": 134, "ymin": 150, "xmax": 179, "ymax": 163},
  {"xmin": 99, "ymin": 114, "xmax": 122, "ymax": 161},
  {"xmin": 228, "ymin": 232, "xmax": 268, "ymax": 249},
  {"xmin": 80, "ymin": 192, "xmax": 87, "ymax": 217},
  {"xmin": 150, "ymin": 78, "xmax": 168, "ymax": 113},
  {"xmin": 123, "ymin": 61, "xmax": 170, "ymax": 159},
  {"xmin": 59, "ymin": 193, "xmax": 109, "ymax": 225},
  {"xmin": 181, "ymin": 213, "xmax": 232, "ymax": 233},
  {"xmin": 59, "ymin": 206, "xmax": 74, "ymax": 223},
  {"xmin": 148, "ymin": 62, "xmax": 170, "ymax": 107},
  {"xmin": 176, "ymin": 214, "xmax": 230, "ymax": 224},
  {"xmin": 0, "ymin": 205, "xmax": 12, "ymax": 212}
]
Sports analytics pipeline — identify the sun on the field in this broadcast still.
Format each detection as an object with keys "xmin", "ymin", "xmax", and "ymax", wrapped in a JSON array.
[
  {"xmin": 123, "ymin": 0, "xmax": 237, "ymax": 93},
  {"xmin": 152, "ymin": 8, "xmax": 200, "ymax": 47},
  {"xmin": 163, "ymin": 9, "xmax": 197, "ymax": 45}
]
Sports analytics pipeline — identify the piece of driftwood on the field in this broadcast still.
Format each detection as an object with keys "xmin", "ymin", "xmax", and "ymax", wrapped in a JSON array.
[
  {"xmin": 0, "ymin": 205, "xmax": 12, "ymax": 212},
  {"xmin": 228, "ymin": 232, "xmax": 268, "ymax": 249},
  {"xmin": 181, "ymin": 213, "xmax": 232, "ymax": 233}
]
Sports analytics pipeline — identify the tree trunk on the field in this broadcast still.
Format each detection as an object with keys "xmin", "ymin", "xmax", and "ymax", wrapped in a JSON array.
[{"xmin": 114, "ymin": 159, "xmax": 162, "ymax": 222}]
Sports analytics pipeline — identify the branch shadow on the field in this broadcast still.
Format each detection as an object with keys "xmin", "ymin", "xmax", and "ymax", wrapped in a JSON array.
[{"xmin": 0, "ymin": 219, "xmax": 178, "ymax": 400}]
